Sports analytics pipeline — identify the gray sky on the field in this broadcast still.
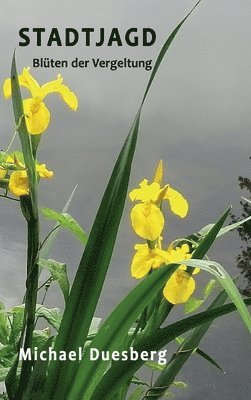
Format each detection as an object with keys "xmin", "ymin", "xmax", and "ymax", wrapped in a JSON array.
[{"xmin": 0, "ymin": 1, "xmax": 251, "ymax": 399}]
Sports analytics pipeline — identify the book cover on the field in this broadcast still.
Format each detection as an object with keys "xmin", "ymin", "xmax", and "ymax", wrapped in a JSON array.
[{"xmin": 0, "ymin": 1, "xmax": 250, "ymax": 399}]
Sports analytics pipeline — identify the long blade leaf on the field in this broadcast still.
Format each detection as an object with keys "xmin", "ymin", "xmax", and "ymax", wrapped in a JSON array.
[
  {"xmin": 44, "ymin": 2, "xmax": 203, "ymax": 398},
  {"xmin": 180, "ymin": 259, "xmax": 251, "ymax": 333},
  {"xmin": 44, "ymin": 107, "xmax": 140, "ymax": 400},
  {"xmin": 147, "ymin": 288, "xmax": 229, "ymax": 399}
]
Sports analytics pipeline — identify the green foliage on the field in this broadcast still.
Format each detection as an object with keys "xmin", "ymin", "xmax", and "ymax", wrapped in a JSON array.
[
  {"xmin": 35, "ymin": 306, "xmax": 62, "ymax": 332},
  {"xmin": 39, "ymin": 186, "xmax": 78, "ymax": 259},
  {"xmin": 128, "ymin": 387, "xmax": 146, "ymax": 400},
  {"xmin": 38, "ymin": 259, "xmax": 70, "ymax": 302},
  {"xmin": 185, "ymin": 279, "xmax": 218, "ymax": 313},
  {"xmin": 41, "ymin": 207, "xmax": 88, "ymax": 246},
  {"xmin": 0, "ymin": 303, "xmax": 10, "ymax": 345},
  {"xmin": 181, "ymin": 258, "xmax": 251, "ymax": 333}
]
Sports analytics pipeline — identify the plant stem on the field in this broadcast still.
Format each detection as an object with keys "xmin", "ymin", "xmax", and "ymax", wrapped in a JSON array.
[{"xmin": 15, "ymin": 196, "xmax": 40, "ymax": 399}]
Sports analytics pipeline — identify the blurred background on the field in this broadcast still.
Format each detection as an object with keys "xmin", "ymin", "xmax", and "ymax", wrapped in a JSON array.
[{"xmin": 0, "ymin": 1, "xmax": 250, "ymax": 398}]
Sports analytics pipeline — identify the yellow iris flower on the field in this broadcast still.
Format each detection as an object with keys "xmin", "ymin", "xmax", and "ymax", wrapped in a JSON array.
[
  {"xmin": 131, "ymin": 243, "xmax": 169, "ymax": 278},
  {"xmin": 162, "ymin": 243, "xmax": 198, "ymax": 304},
  {"xmin": 131, "ymin": 242, "xmax": 198, "ymax": 305},
  {"xmin": 163, "ymin": 269, "xmax": 195, "ymax": 304},
  {"xmin": 3, "ymin": 67, "xmax": 78, "ymax": 135},
  {"xmin": 129, "ymin": 161, "xmax": 188, "ymax": 240},
  {"xmin": 8, "ymin": 162, "xmax": 53, "ymax": 197}
]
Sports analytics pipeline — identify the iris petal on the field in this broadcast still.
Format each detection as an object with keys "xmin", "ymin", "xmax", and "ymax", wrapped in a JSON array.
[
  {"xmin": 23, "ymin": 98, "xmax": 50, "ymax": 135},
  {"xmin": 131, "ymin": 244, "xmax": 169, "ymax": 278},
  {"xmin": 131, "ymin": 203, "xmax": 164, "ymax": 240},
  {"xmin": 164, "ymin": 187, "xmax": 189, "ymax": 218},
  {"xmin": 129, "ymin": 179, "xmax": 161, "ymax": 202},
  {"xmin": 40, "ymin": 74, "xmax": 78, "ymax": 110},
  {"xmin": 9, "ymin": 171, "xmax": 29, "ymax": 197},
  {"xmin": 3, "ymin": 67, "xmax": 40, "ymax": 99},
  {"xmin": 163, "ymin": 270, "xmax": 195, "ymax": 304}
]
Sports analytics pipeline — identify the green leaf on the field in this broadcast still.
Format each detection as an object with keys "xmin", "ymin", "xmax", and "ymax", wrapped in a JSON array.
[
  {"xmin": 184, "ymin": 279, "xmax": 218, "ymax": 313},
  {"xmin": 0, "ymin": 303, "xmax": 9, "ymax": 345},
  {"xmin": 174, "ymin": 336, "xmax": 223, "ymax": 371},
  {"xmin": 171, "ymin": 381, "xmax": 188, "ymax": 389},
  {"xmin": 146, "ymin": 286, "xmax": 232, "ymax": 399},
  {"xmin": 145, "ymin": 361, "xmax": 166, "ymax": 371},
  {"xmin": 0, "ymin": 367, "xmax": 20, "ymax": 383},
  {"xmin": 35, "ymin": 306, "xmax": 62, "ymax": 331},
  {"xmin": 197, "ymin": 215, "xmax": 251, "ymax": 239},
  {"xmin": 88, "ymin": 317, "xmax": 102, "ymax": 336},
  {"xmin": 90, "ymin": 298, "xmax": 251, "ymax": 400},
  {"xmin": 44, "ymin": 116, "xmax": 140, "ymax": 400},
  {"xmin": 184, "ymin": 298, "xmax": 204, "ymax": 314},
  {"xmin": 180, "ymin": 259, "xmax": 251, "ymax": 333},
  {"xmin": 128, "ymin": 387, "xmax": 146, "ymax": 400},
  {"xmin": 23, "ymin": 337, "xmax": 54, "ymax": 400},
  {"xmin": 32, "ymin": 329, "xmax": 51, "ymax": 351},
  {"xmin": 195, "ymin": 348, "xmax": 223, "ymax": 372},
  {"xmin": 41, "ymin": 207, "xmax": 88, "ymax": 246},
  {"xmin": 38, "ymin": 259, "xmax": 70, "ymax": 302},
  {"xmin": 39, "ymin": 185, "xmax": 78, "ymax": 259},
  {"xmin": 204, "ymin": 279, "xmax": 218, "ymax": 298},
  {"xmin": 44, "ymin": 3, "xmax": 203, "ymax": 399},
  {"xmin": 10, "ymin": 306, "xmax": 24, "ymax": 345},
  {"xmin": 131, "ymin": 376, "xmax": 150, "ymax": 387},
  {"xmin": 0, "ymin": 345, "xmax": 17, "ymax": 368}
]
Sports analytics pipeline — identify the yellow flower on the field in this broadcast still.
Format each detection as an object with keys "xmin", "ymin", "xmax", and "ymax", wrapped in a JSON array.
[
  {"xmin": 129, "ymin": 178, "xmax": 188, "ymax": 218},
  {"xmin": 3, "ymin": 67, "xmax": 78, "ymax": 135},
  {"xmin": 153, "ymin": 159, "xmax": 163, "ymax": 185},
  {"xmin": 35, "ymin": 163, "xmax": 54, "ymax": 178},
  {"xmin": 129, "ymin": 161, "xmax": 188, "ymax": 218},
  {"xmin": 163, "ymin": 243, "xmax": 199, "ymax": 304},
  {"xmin": 8, "ymin": 162, "xmax": 53, "ymax": 197},
  {"xmin": 9, "ymin": 170, "xmax": 30, "ymax": 196},
  {"xmin": 130, "ymin": 202, "xmax": 164, "ymax": 241},
  {"xmin": 163, "ymin": 269, "xmax": 195, "ymax": 304},
  {"xmin": 163, "ymin": 187, "xmax": 188, "ymax": 218},
  {"xmin": 129, "ymin": 179, "xmax": 162, "ymax": 203},
  {"xmin": 130, "ymin": 241, "xmax": 198, "ymax": 305},
  {"xmin": 131, "ymin": 243, "xmax": 169, "ymax": 278},
  {"xmin": 0, "ymin": 155, "xmax": 14, "ymax": 179}
]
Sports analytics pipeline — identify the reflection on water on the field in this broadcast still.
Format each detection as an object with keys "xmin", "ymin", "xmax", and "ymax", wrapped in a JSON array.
[{"xmin": 231, "ymin": 157, "xmax": 251, "ymax": 296}]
